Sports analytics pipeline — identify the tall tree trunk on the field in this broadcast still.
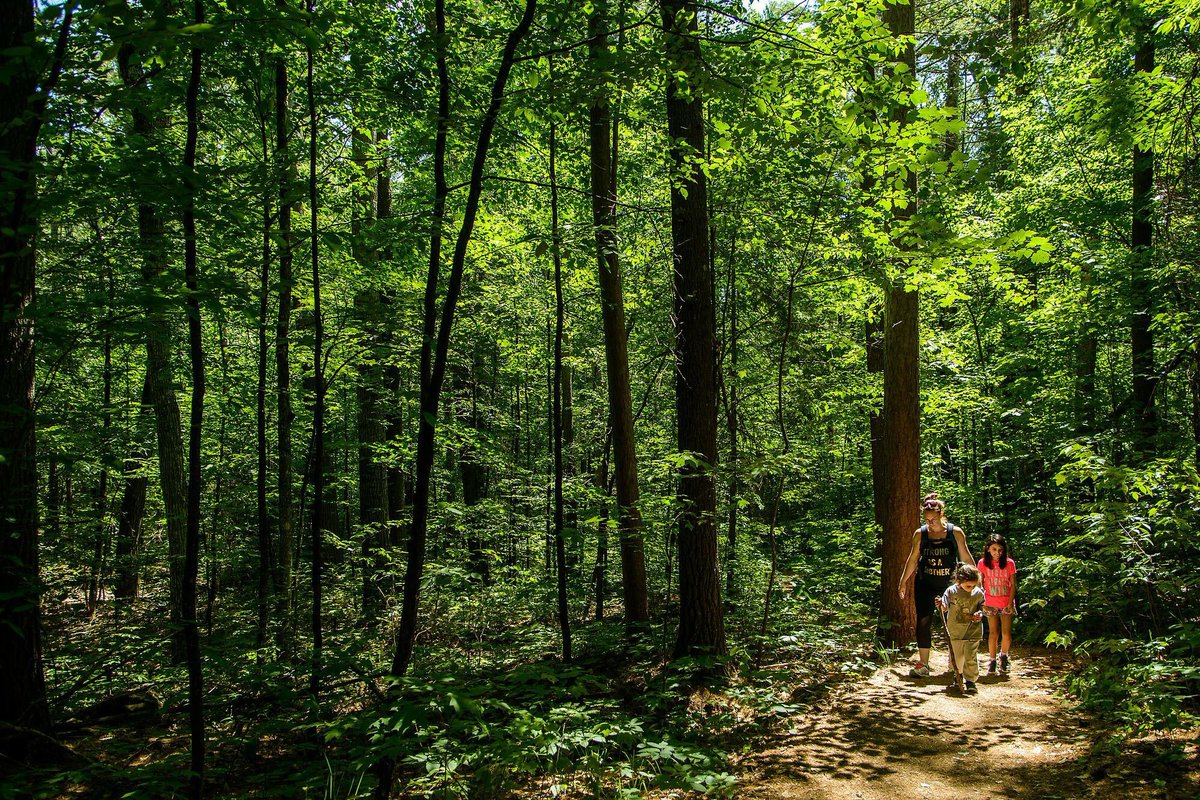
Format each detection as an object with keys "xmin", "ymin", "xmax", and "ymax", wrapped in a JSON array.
[
  {"xmin": 1131, "ymin": 20, "xmax": 1158, "ymax": 459},
  {"xmin": 305, "ymin": 0, "xmax": 325, "ymax": 699},
  {"xmin": 275, "ymin": 0, "xmax": 298, "ymax": 643},
  {"xmin": 550, "ymin": 115, "xmax": 572, "ymax": 661},
  {"xmin": 256, "ymin": 102, "xmax": 273, "ymax": 650},
  {"xmin": 1074, "ymin": 259, "xmax": 1097, "ymax": 435},
  {"xmin": 352, "ymin": 126, "xmax": 389, "ymax": 618},
  {"xmin": 460, "ymin": 362, "xmax": 489, "ymax": 581},
  {"xmin": 378, "ymin": 11, "xmax": 539, "ymax": 792},
  {"xmin": 387, "ymin": 0, "xmax": 537, "ymax": 680},
  {"xmin": 0, "ymin": 0, "xmax": 69, "ymax": 732},
  {"xmin": 90, "ymin": 305, "xmax": 114, "ymax": 616},
  {"xmin": 724, "ymin": 269, "xmax": 740, "ymax": 599},
  {"xmin": 661, "ymin": 0, "xmax": 726, "ymax": 661},
  {"xmin": 1191, "ymin": 341, "xmax": 1199, "ymax": 475},
  {"xmin": 181, "ymin": 5, "xmax": 207, "ymax": 793},
  {"xmin": 1010, "ymin": 0, "xmax": 1030, "ymax": 51},
  {"xmin": 588, "ymin": 3, "xmax": 649, "ymax": 626},
  {"xmin": 114, "ymin": 374, "xmax": 153, "ymax": 604},
  {"xmin": 594, "ymin": 427, "xmax": 611, "ymax": 620},
  {"xmin": 118, "ymin": 43, "xmax": 189, "ymax": 665},
  {"xmin": 879, "ymin": 0, "xmax": 920, "ymax": 648}
]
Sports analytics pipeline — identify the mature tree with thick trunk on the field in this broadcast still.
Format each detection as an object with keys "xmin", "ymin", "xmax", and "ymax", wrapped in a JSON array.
[
  {"xmin": 588, "ymin": 2, "xmax": 649, "ymax": 626},
  {"xmin": 0, "ymin": 0, "xmax": 69, "ymax": 732},
  {"xmin": 879, "ymin": 0, "xmax": 920, "ymax": 648},
  {"xmin": 660, "ymin": 0, "xmax": 726, "ymax": 661}
]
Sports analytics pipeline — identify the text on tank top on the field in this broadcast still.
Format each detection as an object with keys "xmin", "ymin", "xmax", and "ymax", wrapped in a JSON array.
[{"xmin": 918, "ymin": 523, "xmax": 956, "ymax": 580}]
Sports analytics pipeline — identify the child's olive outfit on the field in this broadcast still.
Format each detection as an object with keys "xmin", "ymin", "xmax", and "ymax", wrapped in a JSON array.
[{"xmin": 941, "ymin": 584, "xmax": 985, "ymax": 682}]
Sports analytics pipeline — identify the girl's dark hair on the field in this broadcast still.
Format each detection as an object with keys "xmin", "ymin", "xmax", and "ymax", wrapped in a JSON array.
[
  {"xmin": 982, "ymin": 533, "xmax": 1009, "ymax": 569},
  {"xmin": 921, "ymin": 492, "xmax": 945, "ymax": 513}
]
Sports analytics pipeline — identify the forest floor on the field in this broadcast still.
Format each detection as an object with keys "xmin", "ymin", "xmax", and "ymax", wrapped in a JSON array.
[{"xmin": 734, "ymin": 645, "xmax": 1200, "ymax": 800}]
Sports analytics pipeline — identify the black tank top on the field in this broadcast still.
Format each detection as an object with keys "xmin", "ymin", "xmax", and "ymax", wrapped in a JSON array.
[{"xmin": 918, "ymin": 523, "xmax": 957, "ymax": 581}]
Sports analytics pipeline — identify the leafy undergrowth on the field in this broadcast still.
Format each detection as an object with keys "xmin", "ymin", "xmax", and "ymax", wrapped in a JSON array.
[{"xmin": 12, "ymin": 585, "xmax": 879, "ymax": 800}]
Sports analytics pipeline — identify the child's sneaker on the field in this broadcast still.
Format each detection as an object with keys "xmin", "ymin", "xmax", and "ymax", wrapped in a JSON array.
[
  {"xmin": 965, "ymin": 680, "xmax": 978, "ymax": 694},
  {"xmin": 999, "ymin": 654, "xmax": 1010, "ymax": 674},
  {"xmin": 909, "ymin": 662, "xmax": 932, "ymax": 678},
  {"xmin": 987, "ymin": 659, "xmax": 997, "ymax": 674}
]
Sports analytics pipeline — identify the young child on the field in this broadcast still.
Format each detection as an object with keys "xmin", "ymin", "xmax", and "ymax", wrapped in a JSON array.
[
  {"xmin": 937, "ymin": 564, "xmax": 985, "ymax": 693},
  {"xmin": 977, "ymin": 533, "xmax": 1017, "ymax": 674}
]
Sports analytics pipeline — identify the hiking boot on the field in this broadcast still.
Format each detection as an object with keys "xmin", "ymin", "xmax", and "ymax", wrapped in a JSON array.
[
  {"xmin": 909, "ymin": 662, "xmax": 932, "ymax": 678},
  {"xmin": 987, "ymin": 659, "xmax": 997, "ymax": 675},
  {"xmin": 999, "ymin": 654, "xmax": 1010, "ymax": 674},
  {"xmin": 965, "ymin": 680, "xmax": 978, "ymax": 694}
]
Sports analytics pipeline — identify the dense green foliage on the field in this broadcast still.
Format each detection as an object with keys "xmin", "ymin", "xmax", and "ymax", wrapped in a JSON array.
[{"xmin": 3, "ymin": 0, "xmax": 1200, "ymax": 795}]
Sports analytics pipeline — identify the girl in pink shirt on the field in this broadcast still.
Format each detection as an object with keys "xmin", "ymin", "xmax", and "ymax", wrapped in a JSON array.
[{"xmin": 977, "ymin": 533, "xmax": 1017, "ymax": 674}]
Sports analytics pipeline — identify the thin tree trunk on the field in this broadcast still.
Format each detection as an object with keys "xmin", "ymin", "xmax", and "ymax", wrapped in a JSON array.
[
  {"xmin": 388, "ymin": 0, "xmax": 537, "ymax": 680},
  {"xmin": 550, "ymin": 115, "xmax": 571, "ymax": 661},
  {"xmin": 90, "ymin": 307, "xmax": 113, "ymax": 616},
  {"xmin": 723, "ymin": 242, "xmax": 739, "ymax": 599},
  {"xmin": 256, "ymin": 102, "xmax": 273, "ymax": 651},
  {"xmin": 1191, "ymin": 341, "xmax": 1199, "ymax": 475},
  {"xmin": 1075, "ymin": 259, "xmax": 1097, "ymax": 435},
  {"xmin": 118, "ymin": 42, "xmax": 189, "ymax": 665},
  {"xmin": 114, "ymin": 374, "xmax": 153, "ymax": 604},
  {"xmin": 305, "ymin": 0, "xmax": 325, "ymax": 699},
  {"xmin": 275, "ymin": 0, "xmax": 298, "ymax": 644},
  {"xmin": 1131, "ymin": 20, "xmax": 1158, "ymax": 459},
  {"xmin": 352, "ymin": 126, "xmax": 388, "ymax": 618},
  {"xmin": 594, "ymin": 427, "xmax": 611, "ymax": 620},
  {"xmin": 661, "ymin": 0, "xmax": 726, "ymax": 661},
  {"xmin": 181, "ymin": 4, "xmax": 207, "ymax": 792},
  {"xmin": 588, "ymin": 2, "xmax": 649, "ymax": 626}
]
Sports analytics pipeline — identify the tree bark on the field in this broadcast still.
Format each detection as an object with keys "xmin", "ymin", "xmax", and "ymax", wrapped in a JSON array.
[
  {"xmin": 588, "ymin": 3, "xmax": 649, "ymax": 625},
  {"xmin": 117, "ymin": 42, "xmax": 189, "ymax": 665},
  {"xmin": 275, "ymin": 0, "xmax": 298, "ymax": 643},
  {"xmin": 661, "ymin": 0, "xmax": 727, "ymax": 661},
  {"xmin": 256, "ymin": 94, "xmax": 273, "ymax": 650},
  {"xmin": 377, "ymin": 9, "xmax": 538, "ymax": 797},
  {"xmin": 181, "ymin": 5, "xmax": 206, "ymax": 791},
  {"xmin": 550, "ymin": 116, "xmax": 572, "ymax": 661},
  {"xmin": 305, "ymin": 0, "xmax": 325, "ymax": 699},
  {"xmin": 352, "ymin": 126, "xmax": 389, "ymax": 618},
  {"xmin": 879, "ymin": 0, "xmax": 920, "ymax": 648},
  {"xmin": 1131, "ymin": 20, "xmax": 1158, "ymax": 459},
  {"xmin": 0, "ymin": 0, "xmax": 67, "ymax": 732}
]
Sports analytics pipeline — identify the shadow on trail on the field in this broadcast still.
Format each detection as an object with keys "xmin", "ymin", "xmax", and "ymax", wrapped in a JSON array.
[{"xmin": 739, "ymin": 646, "xmax": 1146, "ymax": 799}]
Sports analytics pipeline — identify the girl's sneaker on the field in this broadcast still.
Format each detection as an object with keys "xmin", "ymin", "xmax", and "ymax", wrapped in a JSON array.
[
  {"xmin": 909, "ymin": 662, "xmax": 932, "ymax": 678},
  {"xmin": 999, "ymin": 654, "xmax": 1011, "ymax": 674},
  {"xmin": 987, "ymin": 659, "xmax": 997, "ymax": 675}
]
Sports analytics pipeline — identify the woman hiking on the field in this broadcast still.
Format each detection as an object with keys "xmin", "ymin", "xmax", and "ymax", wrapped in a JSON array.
[{"xmin": 897, "ymin": 492, "xmax": 974, "ymax": 677}]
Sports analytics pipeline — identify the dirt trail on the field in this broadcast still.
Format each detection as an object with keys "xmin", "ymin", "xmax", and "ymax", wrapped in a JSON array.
[{"xmin": 736, "ymin": 645, "xmax": 1198, "ymax": 800}]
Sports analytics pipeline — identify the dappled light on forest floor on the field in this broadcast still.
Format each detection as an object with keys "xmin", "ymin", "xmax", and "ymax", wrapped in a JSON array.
[{"xmin": 737, "ymin": 646, "xmax": 1200, "ymax": 800}]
